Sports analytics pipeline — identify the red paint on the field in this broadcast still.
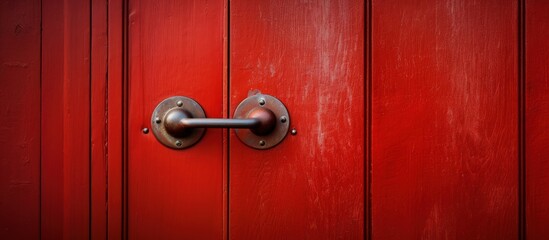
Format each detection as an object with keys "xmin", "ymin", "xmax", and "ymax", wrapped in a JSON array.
[
  {"xmin": 372, "ymin": 0, "xmax": 518, "ymax": 239},
  {"xmin": 41, "ymin": 0, "xmax": 64, "ymax": 237},
  {"xmin": 60, "ymin": 1, "xmax": 91, "ymax": 238},
  {"xmin": 126, "ymin": 0, "xmax": 225, "ymax": 238},
  {"xmin": 0, "ymin": 0, "xmax": 41, "ymax": 238},
  {"xmin": 526, "ymin": 1, "xmax": 549, "ymax": 239},
  {"xmin": 41, "ymin": 0, "xmax": 91, "ymax": 238},
  {"xmin": 229, "ymin": 0, "xmax": 365, "ymax": 238},
  {"xmin": 107, "ymin": 0, "xmax": 124, "ymax": 239},
  {"xmin": 91, "ymin": 0, "xmax": 108, "ymax": 238},
  {"xmin": 4, "ymin": 0, "xmax": 549, "ymax": 239}
]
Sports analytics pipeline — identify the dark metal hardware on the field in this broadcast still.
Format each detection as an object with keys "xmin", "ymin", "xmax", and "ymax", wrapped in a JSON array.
[
  {"xmin": 164, "ymin": 107, "xmax": 277, "ymax": 136},
  {"xmin": 150, "ymin": 94, "xmax": 290, "ymax": 149}
]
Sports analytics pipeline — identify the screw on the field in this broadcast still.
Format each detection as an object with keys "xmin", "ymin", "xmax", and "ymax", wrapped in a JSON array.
[
  {"xmin": 280, "ymin": 116, "xmax": 287, "ymax": 123},
  {"xmin": 155, "ymin": 117, "xmax": 161, "ymax": 123},
  {"xmin": 259, "ymin": 140, "xmax": 266, "ymax": 146},
  {"xmin": 175, "ymin": 140, "xmax": 182, "ymax": 147},
  {"xmin": 258, "ymin": 99, "xmax": 266, "ymax": 106},
  {"xmin": 176, "ymin": 100, "xmax": 183, "ymax": 107},
  {"xmin": 142, "ymin": 128, "xmax": 149, "ymax": 134},
  {"xmin": 291, "ymin": 128, "xmax": 297, "ymax": 135}
]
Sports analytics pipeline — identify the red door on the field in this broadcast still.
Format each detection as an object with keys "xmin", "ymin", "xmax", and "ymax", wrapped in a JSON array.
[
  {"xmin": 126, "ymin": 0, "xmax": 364, "ymax": 238},
  {"xmin": 3, "ymin": 0, "xmax": 549, "ymax": 239},
  {"xmin": 111, "ymin": 0, "xmax": 537, "ymax": 239}
]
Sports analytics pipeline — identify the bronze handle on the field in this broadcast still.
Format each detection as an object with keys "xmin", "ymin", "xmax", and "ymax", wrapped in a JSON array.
[
  {"xmin": 163, "ymin": 107, "xmax": 276, "ymax": 137},
  {"xmin": 151, "ymin": 94, "xmax": 290, "ymax": 150}
]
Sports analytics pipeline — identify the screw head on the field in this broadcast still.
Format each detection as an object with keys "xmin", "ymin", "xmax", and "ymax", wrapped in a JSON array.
[
  {"xmin": 142, "ymin": 128, "xmax": 149, "ymax": 134},
  {"xmin": 176, "ymin": 100, "xmax": 183, "ymax": 107},
  {"xmin": 259, "ymin": 140, "xmax": 266, "ymax": 146},
  {"xmin": 258, "ymin": 99, "xmax": 266, "ymax": 106},
  {"xmin": 155, "ymin": 117, "xmax": 161, "ymax": 123},
  {"xmin": 280, "ymin": 116, "xmax": 287, "ymax": 123},
  {"xmin": 291, "ymin": 128, "xmax": 297, "ymax": 135},
  {"xmin": 175, "ymin": 140, "xmax": 182, "ymax": 147}
]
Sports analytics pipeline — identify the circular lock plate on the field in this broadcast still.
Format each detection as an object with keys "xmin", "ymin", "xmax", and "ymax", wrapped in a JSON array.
[
  {"xmin": 151, "ymin": 96, "xmax": 206, "ymax": 149},
  {"xmin": 234, "ymin": 94, "xmax": 290, "ymax": 149}
]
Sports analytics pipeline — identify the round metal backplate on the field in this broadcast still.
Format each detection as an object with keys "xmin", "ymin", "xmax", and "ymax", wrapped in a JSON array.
[
  {"xmin": 151, "ymin": 96, "xmax": 206, "ymax": 149},
  {"xmin": 234, "ymin": 94, "xmax": 290, "ymax": 149}
]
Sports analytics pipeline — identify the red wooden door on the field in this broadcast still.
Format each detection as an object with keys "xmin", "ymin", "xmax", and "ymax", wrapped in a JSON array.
[
  {"xmin": 4, "ymin": 0, "xmax": 549, "ymax": 239},
  {"xmin": 122, "ymin": 0, "xmax": 527, "ymax": 239},
  {"xmin": 126, "ymin": 0, "xmax": 364, "ymax": 238}
]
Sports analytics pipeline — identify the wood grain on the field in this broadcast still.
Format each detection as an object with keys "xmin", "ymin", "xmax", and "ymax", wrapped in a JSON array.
[
  {"xmin": 127, "ymin": 0, "xmax": 226, "ymax": 238},
  {"xmin": 41, "ymin": 0, "xmax": 64, "ymax": 237},
  {"xmin": 229, "ymin": 0, "xmax": 365, "ymax": 238},
  {"xmin": 41, "ymin": 0, "xmax": 91, "ymax": 238},
  {"xmin": 0, "ymin": 0, "xmax": 41, "ymax": 238},
  {"xmin": 107, "ymin": 0, "xmax": 124, "ymax": 238},
  {"xmin": 91, "ymin": 0, "xmax": 108, "ymax": 238},
  {"xmin": 372, "ymin": 0, "xmax": 518, "ymax": 239},
  {"xmin": 526, "ymin": 0, "xmax": 549, "ymax": 239},
  {"xmin": 61, "ymin": 1, "xmax": 91, "ymax": 237}
]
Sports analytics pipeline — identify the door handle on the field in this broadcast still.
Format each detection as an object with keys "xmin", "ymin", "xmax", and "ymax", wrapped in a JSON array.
[
  {"xmin": 151, "ymin": 94, "xmax": 290, "ymax": 150},
  {"xmin": 163, "ymin": 106, "xmax": 276, "ymax": 136}
]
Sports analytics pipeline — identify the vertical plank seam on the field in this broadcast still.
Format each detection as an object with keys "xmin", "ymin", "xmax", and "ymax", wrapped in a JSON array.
[
  {"xmin": 366, "ymin": 0, "xmax": 372, "ymax": 239},
  {"xmin": 518, "ymin": 0, "xmax": 526, "ymax": 238},
  {"xmin": 89, "ymin": 0, "xmax": 94, "ymax": 238},
  {"xmin": 105, "ymin": 0, "xmax": 110, "ymax": 238},
  {"xmin": 226, "ymin": 0, "xmax": 231, "ymax": 238},
  {"xmin": 39, "ymin": 0, "xmax": 43, "ymax": 238},
  {"xmin": 122, "ymin": 0, "xmax": 129, "ymax": 238}
]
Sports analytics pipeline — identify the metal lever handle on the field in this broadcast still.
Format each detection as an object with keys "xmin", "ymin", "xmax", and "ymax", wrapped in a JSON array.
[
  {"xmin": 163, "ymin": 107, "xmax": 276, "ymax": 137},
  {"xmin": 151, "ymin": 94, "xmax": 289, "ymax": 149},
  {"xmin": 180, "ymin": 118, "xmax": 259, "ymax": 128}
]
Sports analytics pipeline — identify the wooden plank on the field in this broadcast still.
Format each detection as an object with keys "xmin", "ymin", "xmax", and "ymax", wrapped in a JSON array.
[
  {"xmin": 371, "ymin": 0, "xmax": 518, "ymax": 238},
  {"xmin": 62, "ymin": 0, "xmax": 91, "ymax": 238},
  {"xmin": 41, "ymin": 0, "xmax": 64, "ymax": 238},
  {"xmin": 127, "ymin": 0, "xmax": 225, "ymax": 238},
  {"xmin": 61, "ymin": 1, "xmax": 91, "ymax": 238},
  {"xmin": 0, "ymin": 0, "xmax": 41, "ymax": 238},
  {"xmin": 91, "ymin": 0, "xmax": 108, "ymax": 238},
  {"xmin": 41, "ymin": 0, "xmax": 91, "ymax": 238},
  {"xmin": 229, "ymin": 0, "xmax": 365, "ymax": 238},
  {"xmin": 107, "ymin": 0, "xmax": 124, "ymax": 238},
  {"xmin": 526, "ymin": 0, "xmax": 549, "ymax": 239}
]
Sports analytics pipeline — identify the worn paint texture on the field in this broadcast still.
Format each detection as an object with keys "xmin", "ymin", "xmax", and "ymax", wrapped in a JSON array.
[
  {"xmin": 3, "ymin": 0, "xmax": 549, "ymax": 239},
  {"xmin": 526, "ymin": 0, "xmax": 549, "ymax": 239},
  {"xmin": 372, "ymin": 0, "xmax": 518, "ymax": 239},
  {"xmin": 230, "ymin": 0, "xmax": 365, "ymax": 239},
  {"xmin": 0, "ymin": 0, "xmax": 41, "ymax": 238}
]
